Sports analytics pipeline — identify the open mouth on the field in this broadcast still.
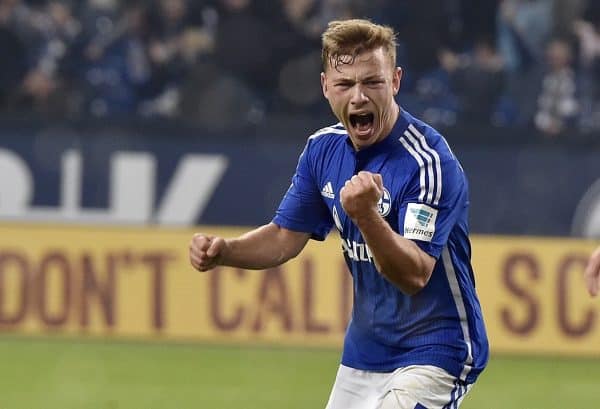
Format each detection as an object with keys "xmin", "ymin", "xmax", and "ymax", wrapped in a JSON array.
[{"xmin": 349, "ymin": 113, "xmax": 375, "ymax": 135}]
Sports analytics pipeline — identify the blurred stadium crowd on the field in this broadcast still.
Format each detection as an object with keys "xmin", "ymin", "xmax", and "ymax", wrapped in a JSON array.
[{"xmin": 1, "ymin": 0, "xmax": 600, "ymax": 137}]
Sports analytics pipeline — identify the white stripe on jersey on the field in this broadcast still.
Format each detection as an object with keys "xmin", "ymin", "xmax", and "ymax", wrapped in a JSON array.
[
  {"xmin": 403, "ymin": 130, "xmax": 436, "ymax": 204},
  {"xmin": 443, "ymin": 382, "xmax": 464, "ymax": 409},
  {"xmin": 442, "ymin": 247, "xmax": 474, "ymax": 382},
  {"xmin": 407, "ymin": 124, "xmax": 443, "ymax": 205},
  {"xmin": 454, "ymin": 384, "xmax": 472, "ymax": 408},
  {"xmin": 399, "ymin": 137, "xmax": 427, "ymax": 202},
  {"xmin": 310, "ymin": 124, "xmax": 347, "ymax": 139}
]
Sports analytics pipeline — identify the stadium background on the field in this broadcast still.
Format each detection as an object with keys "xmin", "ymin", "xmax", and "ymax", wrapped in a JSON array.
[{"xmin": 1, "ymin": 0, "xmax": 600, "ymax": 408}]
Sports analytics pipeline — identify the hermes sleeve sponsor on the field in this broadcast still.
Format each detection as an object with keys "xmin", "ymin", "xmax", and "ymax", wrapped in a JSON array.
[{"xmin": 403, "ymin": 203, "xmax": 438, "ymax": 242}]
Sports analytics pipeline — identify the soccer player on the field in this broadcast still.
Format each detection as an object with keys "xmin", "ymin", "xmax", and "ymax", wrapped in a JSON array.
[
  {"xmin": 584, "ymin": 246, "xmax": 600, "ymax": 297},
  {"xmin": 189, "ymin": 19, "xmax": 488, "ymax": 408}
]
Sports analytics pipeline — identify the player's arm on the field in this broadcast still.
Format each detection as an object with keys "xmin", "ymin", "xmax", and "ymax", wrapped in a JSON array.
[
  {"xmin": 584, "ymin": 246, "xmax": 600, "ymax": 297},
  {"xmin": 353, "ymin": 209, "xmax": 435, "ymax": 295},
  {"xmin": 341, "ymin": 172, "xmax": 435, "ymax": 295},
  {"xmin": 189, "ymin": 222, "xmax": 311, "ymax": 272}
]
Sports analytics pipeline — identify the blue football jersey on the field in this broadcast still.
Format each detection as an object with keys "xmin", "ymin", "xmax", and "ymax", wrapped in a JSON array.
[{"xmin": 273, "ymin": 109, "xmax": 489, "ymax": 384}]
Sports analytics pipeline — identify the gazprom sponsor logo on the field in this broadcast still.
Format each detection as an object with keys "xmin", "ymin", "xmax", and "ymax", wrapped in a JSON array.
[
  {"xmin": 341, "ymin": 238, "xmax": 373, "ymax": 263},
  {"xmin": 404, "ymin": 203, "xmax": 437, "ymax": 242}
]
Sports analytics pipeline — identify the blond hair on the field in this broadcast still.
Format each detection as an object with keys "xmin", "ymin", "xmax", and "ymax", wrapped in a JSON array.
[{"xmin": 321, "ymin": 19, "xmax": 398, "ymax": 71}]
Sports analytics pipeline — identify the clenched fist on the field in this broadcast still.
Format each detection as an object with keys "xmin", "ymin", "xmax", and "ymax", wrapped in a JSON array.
[
  {"xmin": 340, "ymin": 171, "xmax": 383, "ymax": 222},
  {"xmin": 189, "ymin": 233, "xmax": 227, "ymax": 272},
  {"xmin": 584, "ymin": 246, "xmax": 600, "ymax": 297}
]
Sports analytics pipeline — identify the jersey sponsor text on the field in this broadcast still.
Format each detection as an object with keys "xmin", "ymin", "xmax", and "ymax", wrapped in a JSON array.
[{"xmin": 341, "ymin": 238, "xmax": 373, "ymax": 263}]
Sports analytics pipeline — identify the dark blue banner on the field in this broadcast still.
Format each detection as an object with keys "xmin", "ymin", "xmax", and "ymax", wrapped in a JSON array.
[{"xmin": 0, "ymin": 122, "xmax": 598, "ymax": 237}]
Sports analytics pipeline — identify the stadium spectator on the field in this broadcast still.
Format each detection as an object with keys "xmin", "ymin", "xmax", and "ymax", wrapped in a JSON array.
[
  {"xmin": 212, "ymin": 0, "xmax": 278, "ymax": 95},
  {"xmin": 189, "ymin": 19, "xmax": 488, "ymax": 409},
  {"xmin": 141, "ymin": 0, "xmax": 216, "ymax": 117},
  {"xmin": 12, "ymin": 0, "xmax": 81, "ymax": 116},
  {"xmin": 406, "ymin": 53, "xmax": 459, "ymax": 128},
  {"xmin": 0, "ymin": 1, "xmax": 28, "ymax": 109},
  {"xmin": 388, "ymin": 0, "xmax": 457, "ymax": 78},
  {"xmin": 2, "ymin": 0, "xmax": 600, "ymax": 139},
  {"xmin": 533, "ymin": 38, "xmax": 579, "ymax": 137},
  {"xmin": 553, "ymin": 0, "xmax": 587, "ymax": 37},
  {"xmin": 439, "ymin": 37, "xmax": 506, "ymax": 125},
  {"xmin": 457, "ymin": 0, "xmax": 500, "ymax": 49},
  {"xmin": 271, "ymin": 0, "xmax": 328, "ymax": 113},
  {"xmin": 496, "ymin": 0, "xmax": 554, "ymax": 73},
  {"xmin": 65, "ymin": 0, "xmax": 152, "ymax": 117},
  {"xmin": 174, "ymin": 0, "xmax": 279, "ymax": 129},
  {"xmin": 572, "ymin": 2, "xmax": 600, "ymax": 132}
]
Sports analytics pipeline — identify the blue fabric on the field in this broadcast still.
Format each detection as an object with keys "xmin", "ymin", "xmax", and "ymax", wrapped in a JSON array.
[{"xmin": 273, "ymin": 109, "xmax": 489, "ymax": 384}]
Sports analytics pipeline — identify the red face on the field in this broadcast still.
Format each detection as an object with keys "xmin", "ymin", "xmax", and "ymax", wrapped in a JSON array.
[{"xmin": 321, "ymin": 47, "xmax": 402, "ymax": 150}]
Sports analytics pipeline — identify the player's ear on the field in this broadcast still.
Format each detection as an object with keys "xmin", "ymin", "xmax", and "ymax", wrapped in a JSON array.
[
  {"xmin": 392, "ymin": 67, "xmax": 402, "ymax": 95},
  {"xmin": 321, "ymin": 72, "xmax": 329, "ymax": 99}
]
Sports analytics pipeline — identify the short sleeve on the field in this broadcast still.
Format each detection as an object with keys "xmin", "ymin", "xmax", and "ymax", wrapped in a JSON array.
[
  {"xmin": 397, "ymin": 154, "xmax": 467, "ymax": 259},
  {"xmin": 272, "ymin": 139, "xmax": 333, "ymax": 240}
]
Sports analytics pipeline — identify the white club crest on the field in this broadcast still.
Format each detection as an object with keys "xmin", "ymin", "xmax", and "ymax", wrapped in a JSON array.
[{"xmin": 377, "ymin": 188, "xmax": 391, "ymax": 217}]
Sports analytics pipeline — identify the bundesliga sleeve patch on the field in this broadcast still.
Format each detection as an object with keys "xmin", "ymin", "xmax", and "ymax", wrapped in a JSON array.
[{"xmin": 403, "ymin": 203, "xmax": 438, "ymax": 242}]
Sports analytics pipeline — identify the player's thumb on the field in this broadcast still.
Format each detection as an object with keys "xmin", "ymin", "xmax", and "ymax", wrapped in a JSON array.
[
  {"xmin": 206, "ymin": 237, "xmax": 225, "ymax": 258},
  {"xmin": 585, "ymin": 274, "xmax": 598, "ymax": 297}
]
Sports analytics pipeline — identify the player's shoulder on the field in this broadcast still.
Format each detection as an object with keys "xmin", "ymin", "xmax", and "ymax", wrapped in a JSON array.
[
  {"xmin": 300, "ymin": 123, "xmax": 348, "ymax": 161},
  {"xmin": 307, "ymin": 123, "xmax": 348, "ymax": 144},
  {"xmin": 398, "ymin": 111, "xmax": 467, "ymax": 198},
  {"xmin": 399, "ymin": 112, "xmax": 457, "ymax": 164}
]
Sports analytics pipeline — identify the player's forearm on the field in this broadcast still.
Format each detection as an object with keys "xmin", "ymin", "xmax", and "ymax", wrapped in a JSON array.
[
  {"xmin": 354, "ymin": 212, "xmax": 434, "ymax": 295},
  {"xmin": 221, "ymin": 223, "xmax": 308, "ymax": 270}
]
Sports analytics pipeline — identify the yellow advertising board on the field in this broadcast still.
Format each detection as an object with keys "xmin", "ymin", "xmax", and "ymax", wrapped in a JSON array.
[
  {"xmin": 472, "ymin": 236, "xmax": 600, "ymax": 356},
  {"xmin": 0, "ymin": 223, "xmax": 599, "ymax": 356},
  {"xmin": 0, "ymin": 223, "xmax": 350, "ymax": 347}
]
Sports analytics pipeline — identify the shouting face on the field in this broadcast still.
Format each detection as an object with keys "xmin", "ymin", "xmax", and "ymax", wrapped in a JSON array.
[{"xmin": 321, "ymin": 47, "xmax": 401, "ymax": 150}]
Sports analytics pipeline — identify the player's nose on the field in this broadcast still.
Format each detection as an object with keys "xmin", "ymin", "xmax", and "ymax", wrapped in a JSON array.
[{"xmin": 350, "ymin": 85, "xmax": 368, "ymax": 105}]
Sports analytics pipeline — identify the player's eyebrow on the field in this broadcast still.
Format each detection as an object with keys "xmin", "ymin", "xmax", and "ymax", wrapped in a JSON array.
[
  {"xmin": 339, "ymin": 75, "xmax": 383, "ymax": 85},
  {"xmin": 361, "ymin": 75, "xmax": 384, "ymax": 82},
  {"xmin": 333, "ymin": 77, "xmax": 355, "ymax": 85}
]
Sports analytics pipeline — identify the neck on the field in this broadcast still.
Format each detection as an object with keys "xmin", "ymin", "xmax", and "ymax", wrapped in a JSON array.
[{"xmin": 379, "ymin": 103, "xmax": 400, "ymax": 141}]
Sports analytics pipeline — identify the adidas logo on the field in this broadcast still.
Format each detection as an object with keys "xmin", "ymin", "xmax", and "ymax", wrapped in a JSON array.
[{"xmin": 321, "ymin": 182, "xmax": 335, "ymax": 199}]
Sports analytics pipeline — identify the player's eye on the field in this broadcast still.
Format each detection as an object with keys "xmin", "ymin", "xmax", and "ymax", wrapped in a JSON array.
[{"xmin": 335, "ymin": 82, "xmax": 352, "ymax": 89}]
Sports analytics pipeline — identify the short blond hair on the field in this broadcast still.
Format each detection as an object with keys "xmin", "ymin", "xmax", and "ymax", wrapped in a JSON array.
[{"xmin": 321, "ymin": 19, "xmax": 398, "ymax": 72}]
